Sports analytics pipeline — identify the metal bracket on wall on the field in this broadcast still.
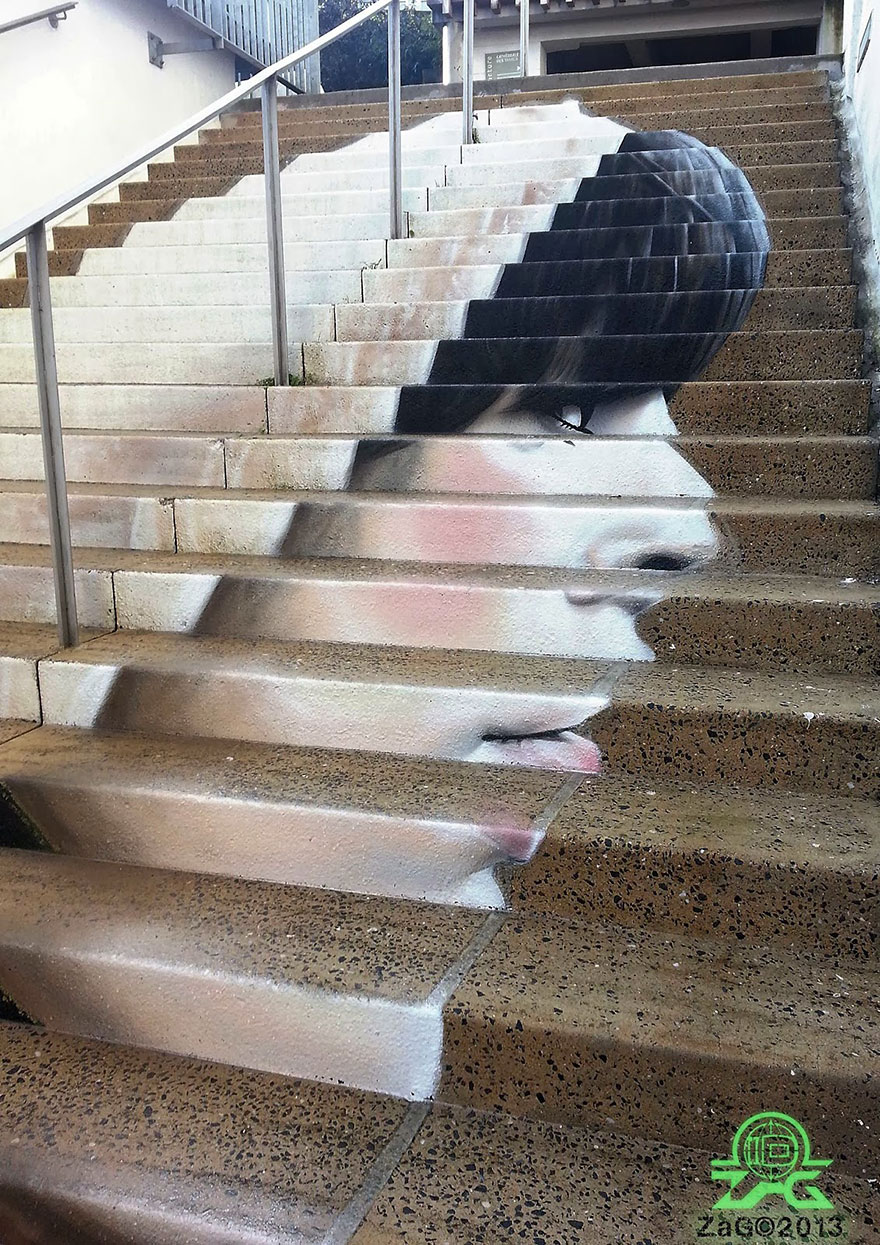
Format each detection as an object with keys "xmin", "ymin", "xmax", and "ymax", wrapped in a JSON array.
[{"xmin": 148, "ymin": 30, "xmax": 222, "ymax": 68}]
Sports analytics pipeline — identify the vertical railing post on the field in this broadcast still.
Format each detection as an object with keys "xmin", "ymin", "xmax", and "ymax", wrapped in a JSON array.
[
  {"xmin": 461, "ymin": 0, "xmax": 474, "ymax": 144},
  {"xmin": 387, "ymin": 0, "xmax": 403, "ymax": 239},
  {"xmin": 261, "ymin": 73, "xmax": 290, "ymax": 386},
  {"xmin": 26, "ymin": 223, "xmax": 79, "ymax": 649},
  {"xmin": 519, "ymin": 0, "xmax": 529, "ymax": 78}
]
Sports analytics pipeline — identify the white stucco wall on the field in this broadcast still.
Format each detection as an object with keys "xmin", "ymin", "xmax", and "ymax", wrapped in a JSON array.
[
  {"xmin": 841, "ymin": 0, "xmax": 880, "ymax": 267},
  {"xmin": 0, "ymin": 0, "xmax": 236, "ymax": 231}
]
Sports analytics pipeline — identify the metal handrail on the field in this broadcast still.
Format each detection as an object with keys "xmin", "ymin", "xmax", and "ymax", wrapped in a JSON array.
[
  {"xmin": 0, "ymin": 4, "xmax": 76, "ymax": 37},
  {"xmin": 6, "ymin": 0, "xmax": 403, "ymax": 648}
]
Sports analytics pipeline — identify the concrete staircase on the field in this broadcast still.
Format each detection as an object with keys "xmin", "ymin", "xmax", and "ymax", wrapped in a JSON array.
[{"xmin": 0, "ymin": 63, "xmax": 877, "ymax": 1241}]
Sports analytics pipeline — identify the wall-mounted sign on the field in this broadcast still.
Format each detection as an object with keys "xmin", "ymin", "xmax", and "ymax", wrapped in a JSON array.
[{"xmin": 485, "ymin": 49, "xmax": 522, "ymax": 78}]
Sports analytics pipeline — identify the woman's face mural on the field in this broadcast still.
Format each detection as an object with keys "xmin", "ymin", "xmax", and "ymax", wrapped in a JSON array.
[{"xmin": 33, "ymin": 103, "xmax": 771, "ymax": 908}]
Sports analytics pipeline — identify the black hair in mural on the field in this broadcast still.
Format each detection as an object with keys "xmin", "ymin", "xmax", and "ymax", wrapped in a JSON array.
[{"xmin": 392, "ymin": 130, "xmax": 771, "ymax": 436}]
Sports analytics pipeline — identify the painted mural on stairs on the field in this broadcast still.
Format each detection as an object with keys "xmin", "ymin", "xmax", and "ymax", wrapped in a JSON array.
[{"xmin": 14, "ymin": 106, "xmax": 770, "ymax": 915}]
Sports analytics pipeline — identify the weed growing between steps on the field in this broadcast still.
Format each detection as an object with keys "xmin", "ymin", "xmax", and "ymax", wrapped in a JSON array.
[{"xmin": 258, "ymin": 373, "xmax": 315, "ymax": 387}]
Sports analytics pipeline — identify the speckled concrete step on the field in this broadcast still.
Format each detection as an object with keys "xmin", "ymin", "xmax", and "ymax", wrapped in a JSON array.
[
  {"xmin": 0, "ymin": 383, "xmax": 268, "ymax": 432},
  {"xmin": 353, "ymin": 1101, "xmax": 873, "ymax": 1244},
  {"xmin": 31, "ymin": 632, "xmax": 880, "ymax": 792},
  {"xmin": 445, "ymin": 159, "xmax": 839, "ymax": 194},
  {"xmin": 2, "ymin": 547, "xmax": 877, "ymax": 674},
  {"xmin": 338, "ymin": 288, "xmax": 858, "ymax": 337},
  {"xmin": 0, "ymin": 303, "xmax": 334, "ymax": 346},
  {"xmin": 0, "ymin": 378, "xmax": 868, "ymax": 436},
  {"xmin": 0, "ymin": 341, "xmax": 275, "ymax": 385},
  {"xmin": 1, "ymin": 430, "xmax": 874, "ymax": 499},
  {"xmin": 4, "ymin": 1023, "xmax": 869, "ymax": 1245},
  {"xmin": 2, "ymin": 483, "xmax": 876, "ymax": 576},
  {"xmin": 0, "ymin": 847, "xmax": 488, "ymax": 1099},
  {"xmin": 505, "ymin": 70, "xmax": 824, "ymax": 107},
  {"xmin": 437, "ymin": 910, "xmax": 878, "ymax": 1170},
  {"xmin": 0, "ymin": 727, "xmax": 559, "ymax": 907},
  {"xmin": 510, "ymin": 776, "xmax": 879, "ymax": 957},
  {"xmin": 266, "ymin": 379, "xmax": 871, "ymax": 437},
  {"xmin": 305, "ymin": 331, "xmax": 864, "ymax": 385},
  {"xmin": 0, "ymin": 1022, "xmax": 415, "ymax": 1244}
]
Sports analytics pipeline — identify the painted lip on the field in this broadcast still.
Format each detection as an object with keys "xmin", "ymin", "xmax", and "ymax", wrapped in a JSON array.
[
  {"xmin": 563, "ymin": 590, "xmax": 659, "ymax": 617},
  {"xmin": 477, "ymin": 729, "xmax": 602, "ymax": 774}
]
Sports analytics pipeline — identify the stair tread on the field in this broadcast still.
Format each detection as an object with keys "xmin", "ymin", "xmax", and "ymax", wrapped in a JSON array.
[
  {"xmin": 0, "ymin": 847, "xmax": 487, "ymax": 1000},
  {"xmin": 3, "ymin": 478, "xmax": 876, "ymax": 513},
  {"xmin": 0, "ymin": 724, "xmax": 560, "ymax": 821},
  {"xmin": 0, "ymin": 1020, "xmax": 408, "ymax": 1239},
  {"xmin": 2, "ymin": 542, "xmax": 879, "ymax": 602},
  {"xmin": 39, "ymin": 630, "xmax": 880, "ymax": 717}
]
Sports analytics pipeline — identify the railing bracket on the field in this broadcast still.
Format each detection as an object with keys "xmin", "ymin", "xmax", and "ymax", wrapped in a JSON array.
[{"xmin": 148, "ymin": 31, "xmax": 221, "ymax": 68}]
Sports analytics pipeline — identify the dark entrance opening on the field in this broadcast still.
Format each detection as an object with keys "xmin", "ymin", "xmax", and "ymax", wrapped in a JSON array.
[{"xmin": 544, "ymin": 24, "xmax": 818, "ymax": 75}]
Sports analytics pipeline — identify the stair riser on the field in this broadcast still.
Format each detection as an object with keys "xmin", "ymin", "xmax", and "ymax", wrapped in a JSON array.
[
  {"xmin": 0, "ymin": 657, "xmax": 40, "ymax": 721},
  {"xmin": 0, "ymin": 384, "xmax": 267, "ymax": 433},
  {"xmin": 222, "ymin": 91, "xmax": 829, "ymax": 137},
  {"xmin": 0, "ymin": 343, "xmax": 275, "ymax": 386},
  {"xmin": 387, "ymin": 221, "xmax": 846, "ymax": 269},
  {"xmin": 0, "ymin": 493, "xmax": 175, "ymax": 551},
  {"xmin": 506, "ymin": 72, "xmax": 825, "ymax": 104},
  {"xmin": 124, "ymin": 213, "xmax": 391, "ymax": 245},
  {"xmin": 0, "ymin": 566, "xmax": 114, "ymax": 630},
  {"xmin": 0, "ymin": 944, "xmax": 443, "ymax": 1100},
  {"xmin": 267, "ymin": 380, "xmax": 871, "ymax": 438},
  {"xmin": 0, "ymin": 306, "xmax": 333, "ymax": 347},
  {"xmin": 44, "ymin": 269, "xmax": 363, "ymax": 309},
  {"xmin": 171, "ymin": 187, "xmax": 428, "ymax": 220},
  {"xmin": 3, "ymin": 777, "xmax": 516, "ymax": 908},
  {"xmin": 77, "ymin": 237, "xmax": 385, "ymax": 276}
]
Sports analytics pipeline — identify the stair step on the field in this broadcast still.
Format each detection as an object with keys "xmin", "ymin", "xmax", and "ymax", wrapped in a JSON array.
[
  {"xmin": 504, "ymin": 70, "xmax": 825, "ymax": 105},
  {"xmin": 512, "ymin": 775, "xmax": 879, "ymax": 956},
  {"xmin": 1, "ymin": 430, "xmax": 874, "ymax": 499},
  {"xmin": 3, "ymin": 848, "xmax": 871, "ymax": 1164},
  {"xmin": 42, "ymin": 267, "xmax": 364, "ymax": 308},
  {"xmin": 266, "ymin": 378, "xmax": 871, "ymax": 437},
  {"xmin": 388, "ymin": 220, "xmax": 847, "ymax": 267},
  {"xmin": 409, "ymin": 188, "xmax": 845, "ymax": 233},
  {"xmin": 438, "ymin": 909, "xmax": 877, "ymax": 1169},
  {"xmin": 337, "ymin": 289, "xmax": 858, "ymax": 338},
  {"xmin": 305, "ymin": 331, "xmax": 864, "ymax": 385},
  {"xmin": 1, "ymin": 546, "xmax": 877, "ymax": 674},
  {"xmin": 0, "ymin": 848, "xmax": 485, "ymax": 1099},
  {"xmin": 0, "ymin": 1021, "xmax": 412, "ymax": 1244},
  {"xmin": 0, "ymin": 378, "xmax": 868, "ymax": 436},
  {"xmin": 445, "ymin": 160, "xmax": 839, "ymax": 194},
  {"xmin": 75, "ymin": 236, "xmax": 385, "ymax": 275},
  {"xmin": 32, "ymin": 632, "xmax": 880, "ymax": 792},
  {"xmin": 2, "ymin": 482, "xmax": 875, "ymax": 576},
  {"xmin": 2, "ymin": 1021, "xmax": 870, "ymax": 1245},
  {"xmin": 0, "ymin": 383, "xmax": 267, "ymax": 432},
  {"xmin": 0, "ymin": 341, "xmax": 276, "ymax": 385},
  {"xmin": 0, "ymin": 727, "xmax": 559, "ymax": 906},
  {"xmin": 367, "ymin": 252, "xmax": 854, "ymax": 300},
  {"xmin": 0, "ymin": 303, "xmax": 335, "ymax": 346}
]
